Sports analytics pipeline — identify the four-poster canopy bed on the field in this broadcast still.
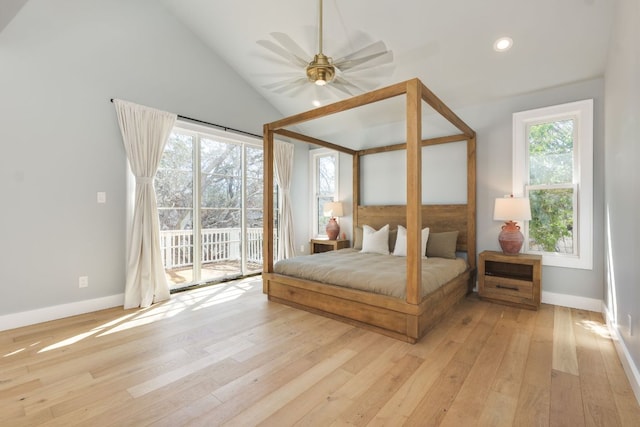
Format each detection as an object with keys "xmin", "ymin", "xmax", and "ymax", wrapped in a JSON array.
[{"xmin": 262, "ymin": 78, "xmax": 476, "ymax": 343}]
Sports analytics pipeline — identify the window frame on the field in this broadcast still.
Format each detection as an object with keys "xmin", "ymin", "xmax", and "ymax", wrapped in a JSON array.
[
  {"xmin": 512, "ymin": 99, "xmax": 593, "ymax": 270},
  {"xmin": 309, "ymin": 148, "xmax": 339, "ymax": 239}
]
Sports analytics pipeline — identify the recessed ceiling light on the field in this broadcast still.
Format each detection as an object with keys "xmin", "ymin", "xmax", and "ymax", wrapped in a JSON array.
[
  {"xmin": 493, "ymin": 37, "xmax": 513, "ymax": 52},
  {"xmin": 312, "ymin": 100, "xmax": 321, "ymax": 107}
]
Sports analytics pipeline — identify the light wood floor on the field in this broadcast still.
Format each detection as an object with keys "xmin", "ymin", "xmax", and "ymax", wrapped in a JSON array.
[{"xmin": 1, "ymin": 277, "xmax": 639, "ymax": 426}]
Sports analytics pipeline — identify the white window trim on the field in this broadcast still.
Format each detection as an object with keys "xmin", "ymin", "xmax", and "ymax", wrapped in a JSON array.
[
  {"xmin": 513, "ymin": 99, "xmax": 593, "ymax": 270},
  {"xmin": 309, "ymin": 148, "xmax": 339, "ymax": 238}
]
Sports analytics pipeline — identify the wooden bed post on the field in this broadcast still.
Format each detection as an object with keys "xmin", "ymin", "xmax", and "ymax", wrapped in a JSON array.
[
  {"xmin": 353, "ymin": 153, "xmax": 360, "ymax": 240},
  {"xmin": 406, "ymin": 78, "xmax": 422, "ymax": 305},
  {"xmin": 263, "ymin": 125, "xmax": 274, "ymax": 292},
  {"xmin": 467, "ymin": 135, "xmax": 477, "ymax": 280}
]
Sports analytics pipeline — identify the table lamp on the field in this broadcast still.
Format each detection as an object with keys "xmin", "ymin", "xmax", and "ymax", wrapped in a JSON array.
[
  {"xmin": 494, "ymin": 195, "xmax": 531, "ymax": 255},
  {"xmin": 323, "ymin": 201, "xmax": 343, "ymax": 240}
]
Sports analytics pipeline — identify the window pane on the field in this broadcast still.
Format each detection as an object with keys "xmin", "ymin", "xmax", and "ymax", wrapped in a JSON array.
[
  {"xmin": 158, "ymin": 208, "xmax": 193, "ymax": 231},
  {"xmin": 317, "ymin": 155, "xmax": 336, "ymax": 194},
  {"xmin": 528, "ymin": 187, "xmax": 574, "ymax": 254},
  {"xmin": 201, "ymin": 208, "xmax": 240, "ymax": 229},
  {"xmin": 246, "ymin": 146, "xmax": 263, "ymax": 209},
  {"xmin": 246, "ymin": 146, "xmax": 263, "ymax": 180},
  {"xmin": 201, "ymin": 138, "xmax": 241, "ymax": 210},
  {"xmin": 201, "ymin": 138, "xmax": 241, "ymax": 176},
  {"xmin": 160, "ymin": 133, "xmax": 193, "ymax": 171},
  {"xmin": 156, "ymin": 133, "xmax": 193, "ymax": 232},
  {"xmin": 528, "ymin": 119, "xmax": 574, "ymax": 185}
]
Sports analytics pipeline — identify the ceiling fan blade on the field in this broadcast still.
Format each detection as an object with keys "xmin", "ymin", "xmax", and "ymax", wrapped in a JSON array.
[
  {"xmin": 331, "ymin": 76, "xmax": 364, "ymax": 96},
  {"xmin": 256, "ymin": 39, "xmax": 309, "ymax": 69},
  {"xmin": 334, "ymin": 51, "xmax": 393, "ymax": 71},
  {"xmin": 334, "ymin": 40, "xmax": 388, "ymax": 62},
  {"xmin": 269, "ymin": 32, "xmax": 312, "ymax": 64},
  {"xmin": 335, "ymin": 75, "xmax": 379, "ymax": 92},
  {"xmin": 344, "ymin": 62, "xmax": 396, "ymax": 79},
  {"xmin": 263, "ymin": 77, "xmax": 308, "ymax": 94}
]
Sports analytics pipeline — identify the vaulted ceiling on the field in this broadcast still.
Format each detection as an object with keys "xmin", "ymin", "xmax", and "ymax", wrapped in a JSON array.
[
  {"xmin": 9, "ymin": 1, "xmax": 615, "ymax": 148},
  {"xmin": 161, "ymin": 0, "xmax": 614, "ymax": 147}
]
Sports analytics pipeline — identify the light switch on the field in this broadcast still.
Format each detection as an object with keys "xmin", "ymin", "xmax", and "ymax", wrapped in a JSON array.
[{"xmin": 97, "ymin": 192, "xmax": 107, "ymax": 203}]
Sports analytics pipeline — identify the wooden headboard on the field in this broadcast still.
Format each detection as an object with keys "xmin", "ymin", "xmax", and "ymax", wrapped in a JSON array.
[{"xmin": 356, "ymin": 204, "xmax": 469, "ymax": 252}]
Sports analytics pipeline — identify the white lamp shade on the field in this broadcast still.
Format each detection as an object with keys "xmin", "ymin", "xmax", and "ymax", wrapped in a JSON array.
[
  {"xmin": 494, "ymin": 197, "xmax": 531, "ymax": 221},
  {"xmin": 323, "ymin": 201, "xmax": 344, "ymax": 217}
]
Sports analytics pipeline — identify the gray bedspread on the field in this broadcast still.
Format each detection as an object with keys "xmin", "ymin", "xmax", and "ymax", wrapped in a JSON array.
[{"xmin": 273, "ymin": 248, "xmax": 468, "ymax": 299}]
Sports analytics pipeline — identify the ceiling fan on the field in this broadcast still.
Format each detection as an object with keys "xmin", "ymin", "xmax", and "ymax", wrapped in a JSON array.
[{"xmin": 257, "ymin": 0, "xmax": 393, "ymax": 97}]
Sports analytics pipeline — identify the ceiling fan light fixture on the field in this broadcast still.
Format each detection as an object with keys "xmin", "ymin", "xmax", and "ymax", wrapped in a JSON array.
[{"xmin": 306, "ymin": 53, "xmax": 335, "ymax": 86}]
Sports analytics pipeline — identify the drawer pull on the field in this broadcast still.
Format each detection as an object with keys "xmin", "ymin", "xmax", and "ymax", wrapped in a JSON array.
[{"xmin": 496, "ymin": 284, "xmax": 519, "ymax": 291}]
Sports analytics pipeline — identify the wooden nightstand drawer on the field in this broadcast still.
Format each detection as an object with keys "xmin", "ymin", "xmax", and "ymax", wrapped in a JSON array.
[{"xmin": 483, "ymin": 276, "xmax": 533, "ymax": 298}]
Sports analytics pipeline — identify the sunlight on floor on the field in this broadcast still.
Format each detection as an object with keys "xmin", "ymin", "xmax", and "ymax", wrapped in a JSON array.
[
  {"xmin": 30, "ymin": 278, "xmax": 260, "ymax": 353},
  {"xmin": 4, "ymin": 347, "xmax": 26, "ymax": 357},
  {"xmin": 577, "ymin": 319, "xmax": 613, "ymax": 340}
]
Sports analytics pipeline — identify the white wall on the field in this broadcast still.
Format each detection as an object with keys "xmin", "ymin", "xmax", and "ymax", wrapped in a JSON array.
[
  {"xmin": 0, "ymin": 0, "xmax": 281, "ymax": 324},
  {"xmin": 604, "ymin": 0, "xmax": 640, "ymax": 380}
]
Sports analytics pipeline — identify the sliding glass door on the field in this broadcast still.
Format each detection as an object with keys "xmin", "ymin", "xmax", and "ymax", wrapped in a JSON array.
[{"xmin": 156, "ymin": 124, "xmax": 264, "ymax": 290}]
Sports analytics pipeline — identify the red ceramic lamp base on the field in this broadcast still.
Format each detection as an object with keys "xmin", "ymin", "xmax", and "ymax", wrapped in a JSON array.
[
  {"xmin": 498, "ymin": 221, "xmax": 524, "ymax": 255},
  {"xmin": 326, "ymin": 217, "xmax": 340, "ymax": 240}
]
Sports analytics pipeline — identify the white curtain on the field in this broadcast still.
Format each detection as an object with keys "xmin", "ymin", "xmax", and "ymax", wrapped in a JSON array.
[
  {"xmin": 113, "ymin": 99, "xmax": 177, "ymax": 309},
  {"xmin": 274, "ymin": 140, "xmax": 296, "ymax": 259}
]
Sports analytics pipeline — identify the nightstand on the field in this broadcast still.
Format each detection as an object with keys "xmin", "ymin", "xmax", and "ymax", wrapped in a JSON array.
[
  {"xmin": 310, "ymin": 239, "xmax": 350, "ymax": 254},
  {"xmin": 478, "ymin": 250, "xmax": 542, "ymax": 310}
]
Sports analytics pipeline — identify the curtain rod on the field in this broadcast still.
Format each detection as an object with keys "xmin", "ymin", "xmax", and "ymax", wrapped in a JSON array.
[{"xmin": 110, "ymin": 98, "xmax": 262, "ymax": 139}]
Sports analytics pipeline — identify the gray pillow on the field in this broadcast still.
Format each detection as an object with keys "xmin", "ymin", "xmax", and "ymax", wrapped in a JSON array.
[
  {"xmin": 426, "ymin": 231, "xmax": 459, "ymax": 259},
  {"xmin": 354, "ymin": 226, "xmax": 363, "ymax": 250}
]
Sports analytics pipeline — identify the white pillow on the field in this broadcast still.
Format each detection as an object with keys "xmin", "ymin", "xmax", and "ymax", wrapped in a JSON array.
[
  {"xmin": 360, "ymin": 224, "xmax": 390, "ymax": 255},
  {"xmin": 392, "ymin": 225, "xmax": 430, "ymax": 258}
]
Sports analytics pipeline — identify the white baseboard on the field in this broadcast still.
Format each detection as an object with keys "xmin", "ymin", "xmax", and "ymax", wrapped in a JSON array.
[
  {"xmin": 0, "ymin": 294, "xmax": 124, "ymax": 332},
  {"xmin": 541, "ymin": 290, "xmax": 602, "ymax": 312},
  {"xmin": 603, "ymin": 305, "xmax": 640, "ymax": 405}
]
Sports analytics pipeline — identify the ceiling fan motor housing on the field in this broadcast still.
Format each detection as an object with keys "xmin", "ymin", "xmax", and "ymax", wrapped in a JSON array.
[{"xmin": 307, "ymin": 53, "xmax": 335, "ymax": 85}]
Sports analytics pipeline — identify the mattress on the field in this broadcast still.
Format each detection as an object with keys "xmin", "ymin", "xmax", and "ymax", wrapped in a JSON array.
[{"xmin": 273, "ymin": 248, "xmax": 468, "ymax": 299}]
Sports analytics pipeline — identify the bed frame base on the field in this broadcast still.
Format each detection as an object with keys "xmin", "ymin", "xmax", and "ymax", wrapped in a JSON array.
[{"xmin": 263, "ymin": 269, "xmax": 471, "ymax": 344}]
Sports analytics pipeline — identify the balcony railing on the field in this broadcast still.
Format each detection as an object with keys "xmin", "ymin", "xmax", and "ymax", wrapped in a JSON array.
[{"xmin": 159, "ymin": 228, "xmax": 266, "ymax": 270}]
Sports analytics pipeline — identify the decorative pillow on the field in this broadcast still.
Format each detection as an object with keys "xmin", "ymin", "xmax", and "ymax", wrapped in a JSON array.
[
  {"xmin": 355, "ymin": 225, "xmax": 396, "ymax": 251},
  {"xmin": 426, "ymin": 231, "xmax": 459, "ymax": 259},
  {"xmin": 392, "ymin": 225, "xmax": 430, "ymax": 257},
  {"xmin": 392, "ymin": 226, "xmax": 407, "ymax": 256},
  {"xmin": 360, "ymin": 224, "xmax": 390, "ymax": 255}
]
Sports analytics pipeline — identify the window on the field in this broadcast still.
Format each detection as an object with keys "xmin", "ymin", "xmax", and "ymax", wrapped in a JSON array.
[
  {"xmin": 513, "ymin": 99, "xmax": 593, "ymax": 269},
  {"xmin": 310, "ymin": 148, "xmax": 339, "ymax": 237},
  {"xmin": 155, "ymin": 122, "xmax": 266, "ymax": 290}
]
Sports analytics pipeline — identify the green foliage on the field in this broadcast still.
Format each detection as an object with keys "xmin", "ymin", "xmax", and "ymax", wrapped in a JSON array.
[
  {"xmin": 528, "ymin": 120, "xmax": 573, "ymax": 185},
  {"xmin": 528, "ymin": 188, "xmax": 573, "ymax": 252},
  {"xmin": 526, "ymin": 120, "xmax": 575, "ymax": 253}
]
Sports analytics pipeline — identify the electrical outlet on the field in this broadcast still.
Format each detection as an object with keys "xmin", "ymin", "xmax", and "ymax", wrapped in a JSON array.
[
  {"xmin": 629, "ymin": 314, "xmax": 633, "ymax": 336},
  {"xmin": 79, "ymin": 276, "xmax": 89, "ymax": 288},
  {"xmin": 97, "ymin": 192, "xmax": 107, "ymax": 203}
]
